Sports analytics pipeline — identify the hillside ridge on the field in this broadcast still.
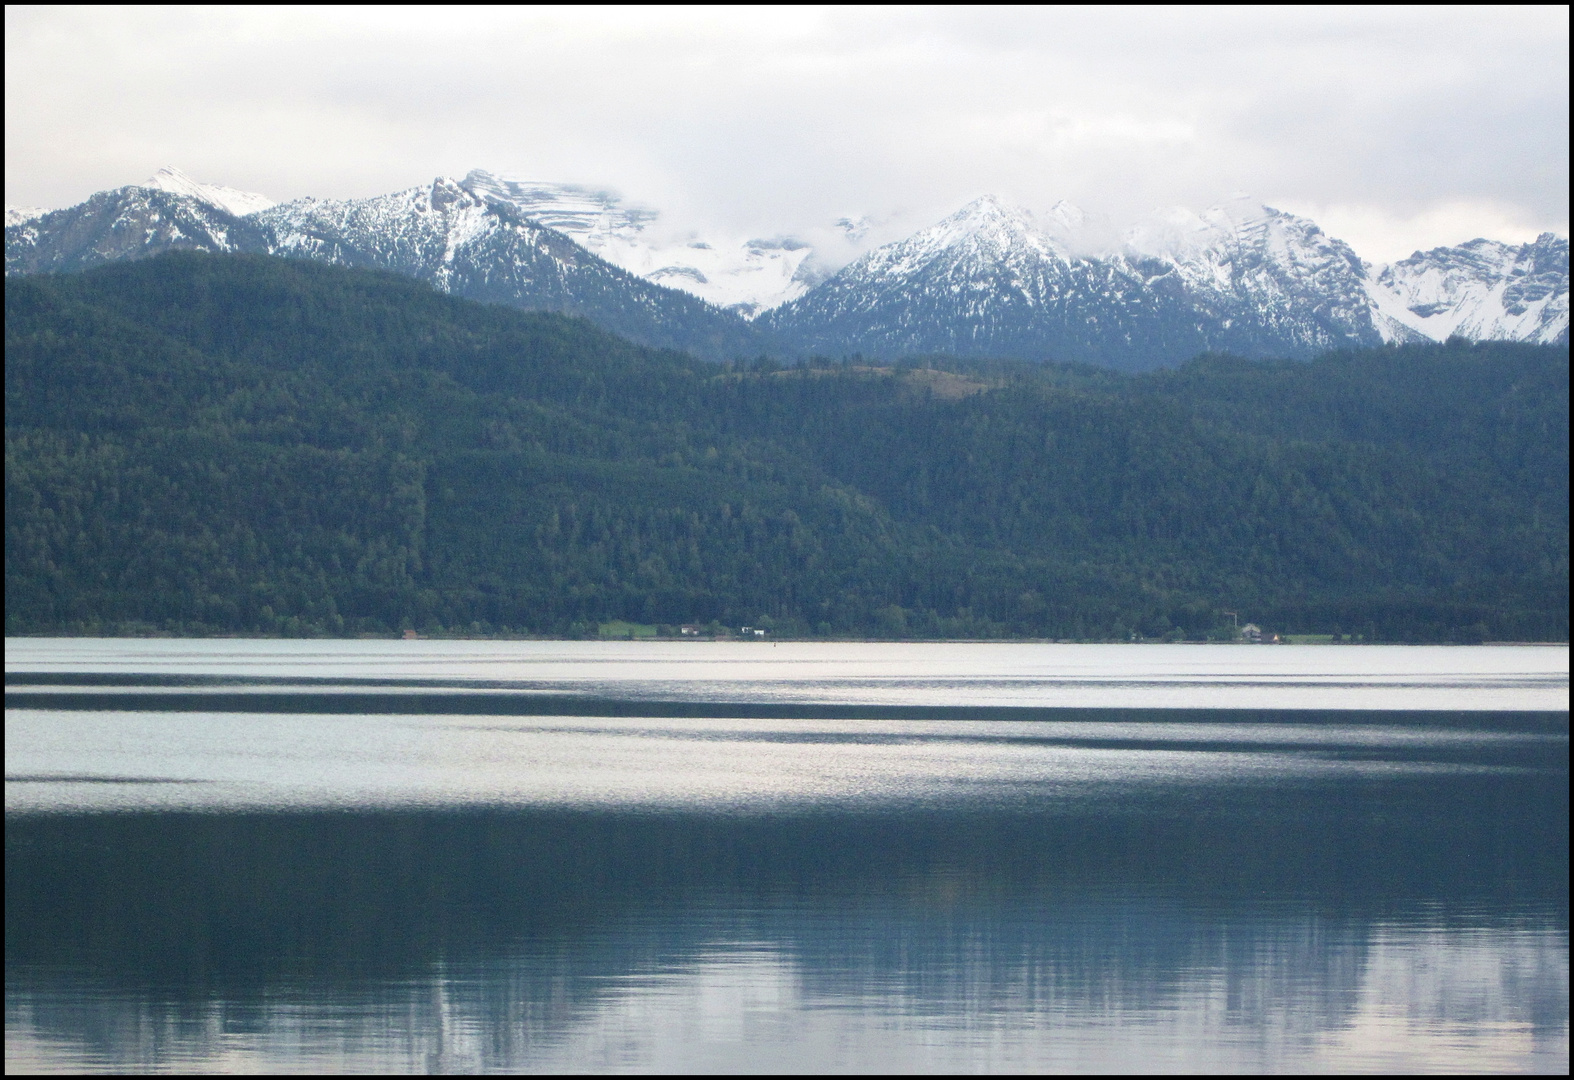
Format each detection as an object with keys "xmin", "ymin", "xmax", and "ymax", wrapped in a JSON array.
[{"xmin": 7, "ymin": 253, "xmax": 1566, "ymax": 641}]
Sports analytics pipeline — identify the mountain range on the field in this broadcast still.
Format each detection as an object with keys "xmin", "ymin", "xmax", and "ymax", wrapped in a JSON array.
[{"xmin": 7, "ymin": 167, "xmax": 1567, "ymax": 368}]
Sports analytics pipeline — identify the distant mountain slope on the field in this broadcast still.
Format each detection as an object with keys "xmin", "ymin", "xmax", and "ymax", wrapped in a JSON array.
[
  {"xmin": 5, "ymin": 174, "xmax": 764, "ymax": 359},
  {"xmin": 765, "ymin": 194, "xmax": 1568, "ymax": 367},
  {"xmin": 7, "ymin": 253, "xmax": 1566, "ymax": 641}
]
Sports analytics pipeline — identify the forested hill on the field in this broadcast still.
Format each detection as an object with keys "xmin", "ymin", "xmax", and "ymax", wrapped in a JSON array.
[{"xmin": 6, "ymin": 253, "xmax": 1568, "ymax": 641}]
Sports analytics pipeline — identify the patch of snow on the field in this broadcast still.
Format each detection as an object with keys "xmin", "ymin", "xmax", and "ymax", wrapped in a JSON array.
[
  {"xmin": 461, "ymin": 169, "xmax": 820, "ymax": 317},
  {"xmin": 5, "ymin": 206, "xmax": 48, "ymax": 228},
  {"xmin": 1367, "ymin": 234, "xmax": 1569, "ymax": 344},
  {"xmin": 139, "ymin": 166, "xmax": 275, "ymax": 217}
]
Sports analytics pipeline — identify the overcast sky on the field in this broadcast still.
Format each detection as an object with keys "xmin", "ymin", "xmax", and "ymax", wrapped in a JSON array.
[{"xmin": 5, "ymin": 5, "xmax": 1568, "ymax": 263}]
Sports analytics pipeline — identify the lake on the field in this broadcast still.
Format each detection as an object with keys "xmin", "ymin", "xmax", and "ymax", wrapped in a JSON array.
[{"xmin": 6, "ymin": 640, "xmax": 1569, "ymax": 1073}]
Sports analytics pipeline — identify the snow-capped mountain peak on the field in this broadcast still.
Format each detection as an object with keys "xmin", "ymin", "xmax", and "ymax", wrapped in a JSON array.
[
  {"xmin": 936, "ymin": 194, "xmax": 1038, "ymax": 238},
  {"xmin": 763, "ymin": 191, "xmax": 1427, "ymax": 368},
  {"xmin": 863, "ymin": 195, "xmax": 1071, "ymax": 280},
  {"xmin": 1202, "ymin": 196, "xmax": 1319, "ymax": 265},
  {"xmin": 139, "ymin": 166, "xmax": 276, "ymax": 217}
]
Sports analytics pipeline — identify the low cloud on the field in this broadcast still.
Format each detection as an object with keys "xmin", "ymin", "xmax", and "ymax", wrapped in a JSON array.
[{"xmin": 5, "ymin": 7, "xmax": 1566, "ymax": 263}]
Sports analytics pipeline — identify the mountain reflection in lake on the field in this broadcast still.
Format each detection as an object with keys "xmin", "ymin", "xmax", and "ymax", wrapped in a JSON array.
[{"xmin": 5, "ymin": 642, "xmax": 1569, "ymax": 1073}]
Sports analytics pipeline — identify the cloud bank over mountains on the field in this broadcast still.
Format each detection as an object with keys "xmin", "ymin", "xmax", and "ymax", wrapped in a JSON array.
[{"xmin": 5, "ymin": 7, "xmax": 1567, "ymax": 265}]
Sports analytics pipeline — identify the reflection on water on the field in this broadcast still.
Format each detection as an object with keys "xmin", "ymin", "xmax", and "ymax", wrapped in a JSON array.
[
  {"xmin": 6, "ymin": 638, "xmax": 1569, "ymax": 711},
  {"xmin": 7, "ymin": 917, "xmax": 1567, "ymax": 1073},
  {"xmin": 8, "ymin": 780, "xmax": 1568, "ymax": 1073},
  {"xmin": 6, "ymin": 711, "xmax": 1566, "ymax": 815},
  {"xmin": 5, "ymin": 641, "xmax": 1569, "ymax": 1073}
]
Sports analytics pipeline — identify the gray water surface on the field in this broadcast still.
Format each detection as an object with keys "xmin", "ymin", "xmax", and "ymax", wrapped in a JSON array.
[
  {"xmin": 6, "ymin": 638, "xmax": 1568, "ymax": 711},
  {"xmin": 5, "ymin": 640, "xmax": 1568, "ymax": 1073}
]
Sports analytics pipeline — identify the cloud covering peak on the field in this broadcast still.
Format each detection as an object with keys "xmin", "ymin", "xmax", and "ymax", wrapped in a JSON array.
[{"xmin": 4, "ymin": 7, "xmax": 1567, "ymax": 262}]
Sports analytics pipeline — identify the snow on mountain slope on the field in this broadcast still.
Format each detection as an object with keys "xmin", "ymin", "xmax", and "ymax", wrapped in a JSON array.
[
  {"xmin": 1122, "ymin": 195, "xmax": 1378, "ymax": 354},
  {"xmin": 1366, "ymin": 233, "xmax": 1569, "ymax": 345},
  {"xmin": 764, "ymin": 193, "xmax": 1391, "ymax": 367},
  {"xmin": 458, "ymin": 172, "xmax": 656, "ymax": 242},
  {"xmin": 258, "ymin": 177, "xmax": 501, "ymax": 292},
  {"xmin": 5, "ymin": 206, "xmax": 47, "ymax": 228},
  {"xmin": 252, "ymin": 176, "xmax": 763, "ymax": 357},
  {"xmin": 761, "ymin": 196, "xmax": 1215, "ymax": 369},
  {"xmin": 139, "ymin": 166, "xmax": 276, "ymax": 217},
  {"xmin": 461, "ymin": 170, "xmax": 817, "ymax": 317},
  {"xmin": 3, "ymin": 168, "xmax": 272, "ymax": 269}
]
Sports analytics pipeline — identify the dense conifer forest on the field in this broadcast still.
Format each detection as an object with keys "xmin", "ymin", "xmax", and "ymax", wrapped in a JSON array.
[{"xmin": 6, "ymin": 253, "xmax": 1568, "ymax": 640}]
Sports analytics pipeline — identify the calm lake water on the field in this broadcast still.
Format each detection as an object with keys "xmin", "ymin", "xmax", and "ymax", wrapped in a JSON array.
[{"xmin": 6, "ymin": 640, "xmax": 1569, "ymax": 1073}]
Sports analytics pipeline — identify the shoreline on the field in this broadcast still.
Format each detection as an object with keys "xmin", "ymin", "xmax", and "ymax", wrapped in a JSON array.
[{"xmin": 4, "ymin": 633, "xmax": 1569, "ymax": 646}]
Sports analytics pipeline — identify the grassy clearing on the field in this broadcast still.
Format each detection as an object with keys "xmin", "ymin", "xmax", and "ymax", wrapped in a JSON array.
[{"xmin": 598, "ymin": 620, "xmax": 659, "ymax": 640}]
